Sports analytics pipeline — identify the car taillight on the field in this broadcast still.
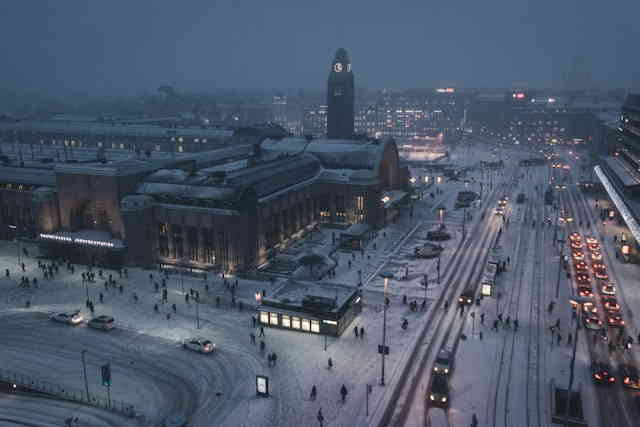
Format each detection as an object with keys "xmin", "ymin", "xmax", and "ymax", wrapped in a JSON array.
[
  {"xmin": 624, "ymin": 377, "xmax": 630, "ymax": 384},
  {"xmin": 595, "ymin": 374, "xmax": 601, "ymax": 380},
  {"xmin": 609, "ymin": 377, "xmax": 616, "ymax": 383}
]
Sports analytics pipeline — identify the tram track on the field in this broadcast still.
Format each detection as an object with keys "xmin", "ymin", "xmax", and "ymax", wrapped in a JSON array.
[
  {"xmin": 385, "ymin": 166, "xmax": 519, "ymax": 427},
  {"xmin": 487, "ymin": 174, "xmax": 542, "ymax": 427}
]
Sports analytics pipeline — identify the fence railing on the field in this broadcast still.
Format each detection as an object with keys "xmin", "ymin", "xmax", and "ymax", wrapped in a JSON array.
[{"xmin": 0, "ymin": 368, "xmax": 137, "ymax": 418}]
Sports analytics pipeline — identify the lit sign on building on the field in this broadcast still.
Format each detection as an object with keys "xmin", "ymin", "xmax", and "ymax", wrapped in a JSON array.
[
  {"xmin": 512, "ymin": 93, "xmax": 526, "ymax": 100},
  {"xmin": 436, "ymin": 88, "xmax": 456, "ymax": 93}
]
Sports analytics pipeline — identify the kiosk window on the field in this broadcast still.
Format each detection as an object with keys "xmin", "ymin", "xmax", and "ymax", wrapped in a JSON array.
[
  {"xmin": 281, "ymin": 315, "xmax": 291, "ymax": 328},
  {"xmin": 260, "ymin": 312, "xmax": 269, "ymax": 324},
  {"xmin": 310, "ymin": 320, "xmax": 320, "ymax": 333},
  {"xmin": 301, "ymin": 319, "xmax": 310, "ymax": 331},
  {"xmin": 269, "ymin": 312, "xmax": 279, "ymax": 326},
  {"xmin": 292, "ymin": 317, "xmax": 301, "ymax": 329}
]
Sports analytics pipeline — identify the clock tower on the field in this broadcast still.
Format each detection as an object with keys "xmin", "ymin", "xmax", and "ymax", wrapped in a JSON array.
[{"xmin": 327, "ymin": 48, "xmax": 354, "ymax": 139}]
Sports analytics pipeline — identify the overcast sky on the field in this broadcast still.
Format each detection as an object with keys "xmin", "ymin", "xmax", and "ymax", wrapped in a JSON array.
[{"xmin": 1, "ymin": 0, "xmax": 638, "ymax": 95}]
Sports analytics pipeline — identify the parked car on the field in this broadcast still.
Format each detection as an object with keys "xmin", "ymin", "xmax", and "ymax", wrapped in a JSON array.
[
  {"xmin": 50, "ymin": 310, "xmax": 84, "ymax": 325},
  {"xmin": 590, "ymin": 251, "xmax": 602, "ymax": 261},
  {"xmin": 433, "ymin": 349, "xmax": 452, "ymax": 375},
  {"xmin": 87, "ymin": 315, "xmax": 115, "ymax": 331},
  {"xmin": 183, "ymin": 337, "xmax": 216, "ymax": 354}
]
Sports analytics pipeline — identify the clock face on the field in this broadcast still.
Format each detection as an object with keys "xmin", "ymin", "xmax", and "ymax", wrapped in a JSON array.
[{"xmin": 334, "ymin": 62, "xmax": 343, "ymax": 72}]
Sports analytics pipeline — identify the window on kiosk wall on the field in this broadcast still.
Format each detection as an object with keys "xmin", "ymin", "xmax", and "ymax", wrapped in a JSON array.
[
  {"xmin": 335, "ymin": 195, "xmax": 346, "ymax": 223},
  {"xmin": 260, "ymin": 311, "xmax": 269, "ymax": 324}
]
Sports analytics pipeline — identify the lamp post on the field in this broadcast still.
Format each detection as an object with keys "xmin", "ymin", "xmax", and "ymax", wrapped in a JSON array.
[
  {"xmin": 555, "ymin": 233, "xmax": 565, "ymax": 298},
  {"xmin": 81, "ymin": 350, "xmax": 90, "ymax": 401},
  {"xmin": 565, "ymin": 297, "xmax": 589, "ymax": 425},
  {"xmin": 379, "ymin": 271, "xmax": 393, "ymax": 386}
]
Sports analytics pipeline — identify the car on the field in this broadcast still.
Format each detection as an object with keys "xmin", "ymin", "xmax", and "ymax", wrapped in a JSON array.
[
  {"xmin": 594, "ymin": 270, "xmax": 609, "ymax": 280},
  {"xmin": 498, "ymin": 198, "xmax": 507, "ymax": 207},
  {"xmin": 578, "ymin": 286, "xmax": 593, "ymax": 297},
  {"xmin": 573, "ymin": 261, "xmax": 588, "ymax": 272},
  {"xmin": 588, "ymin": 243, "xmax": 600, "ymax": 252},
  {"xmin": 583, "ymin": 313, "xmax": 602, "ymax": 330},
  {"xmin": 592, "ymin": 362, "xmax": 616, "ymax": 385},
  {"xmin": 590, "ymin": 251, "xmax": 602, "ymax": 261},
  {"xmin": 576, "ymin": 273, "xmax": 590, "ymax": 285},
  {"xmin": 601, "ymin": 284, "xmax": 616, "ymax": 295},
  {"xmin": 428, "ymin": 373, "xmax": 449, "ymax": 407},
  {"xmin": 572, "ymin": 250, "xmax": 584, "ymax": 260},
  {"xmin": 586, "ymin": 236, "xmax": 598, "ymax": 245},
  {"xmin": 87, "ymin": 315, "xmax": 115, "ymax": 331},
  {"xmin": 607, "ymin": 314, "xmax": 625, "ymax": 328},
  {"xmin": 620, "ymin": 365, "xmax": 640, "ymax": 390},
  {"xmin": 183, "ymin": 337, "xmax": 216, "ymax": 354},
  {"xmin": 433, "ymin": 349, "xmax": 452, "ymax": 375},
  {"xmin": 494, "ymin": 208, "xmax": 505, "ymax": 216},
  {"xmin": 592, "ymin": 262, "xmax": 606, "ymax": 271},
  {"xmin": 602, "ymin": 296, "xmax": 620, "ymax": 312},
  {"xmin": 569, "ymin": 232, "xmax": 581, "ymax": 242},
  {"xmin": 50, "ymin": 310, "xmax": 84, "ymax": 325},
  {"xmin": 570, "ymin": 241, "xmax": 582, "ymax": 250}
]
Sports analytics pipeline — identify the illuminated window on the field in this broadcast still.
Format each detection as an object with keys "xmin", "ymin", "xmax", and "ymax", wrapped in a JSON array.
[
  {"xmin": 310, "ymin": 320, "xmax": 320, "ymax": 333},
  {"xmin": 320, "ymin": 211, "xmax": 330, "ymax": 223},
  {"xmin": 178, "ymin": 145, "xmax": 184, "ymax": 153},
  {"xmin": 260, "ymin": 311, "xmax": 269, "ymax": 323},
  {"xmin": 301, "ymin": 318, "xmax": 310, "ymax": 331},
  {"xmin": 292, "ymin": 317, "xmax": 301, "ymax": 329},
  {"xmin": 281, "ymin": 315, "xmax": 291, "ymax": 328},
  {"xmin": 269, "ymin": 312, "xmax": 278, "ymax": 325}
]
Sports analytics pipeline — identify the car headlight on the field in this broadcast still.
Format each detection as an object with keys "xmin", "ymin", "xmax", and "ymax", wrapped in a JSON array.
[
  {"xmin": 441, "ymin": 397, "xmax": 447, "ymax": 403},
  {"xmin": 444, "ymin": 368, "xmax": 449, "ymax": 374},
  {"xmin": 429, "ymin": 394, "xmax": 435, "ymax": 401}
]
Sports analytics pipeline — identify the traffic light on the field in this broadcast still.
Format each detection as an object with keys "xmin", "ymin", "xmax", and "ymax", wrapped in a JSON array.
[{"xmin": 101, "ymin": 363, "xmax": 111, "ymax": 387}]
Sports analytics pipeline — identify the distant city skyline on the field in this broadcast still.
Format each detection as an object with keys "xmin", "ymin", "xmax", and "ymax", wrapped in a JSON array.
[{"xmin": 1, "ymin": 1, "xmax": 639, "ymax": 96}]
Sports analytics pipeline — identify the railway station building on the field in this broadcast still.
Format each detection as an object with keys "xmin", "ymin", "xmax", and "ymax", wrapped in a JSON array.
[{"xmin": 0, "ymin": 135, "xmax": 408, "ymax": 272}]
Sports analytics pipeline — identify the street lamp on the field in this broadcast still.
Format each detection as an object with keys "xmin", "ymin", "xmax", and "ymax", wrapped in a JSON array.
[
  {"xmin": 438, "ymin": 207, "xmax": 446, "ymax": 229},
  {"xmin": 555, "ymin": 232, "xmax": 566, "ymax": 298},
  {"xmin": 81, "ymin": 350, "xmax": 90, "ymax": 401},
  {"xmin": 564, "ymin": 297, "xmax": 590, "ymax": 424},
  {"xmin": 379, "ymin": 271, "xmax": 393, "ymax": 386}
]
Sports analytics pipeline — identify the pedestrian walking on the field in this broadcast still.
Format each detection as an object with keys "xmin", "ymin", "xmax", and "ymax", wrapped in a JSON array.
[
  {"xmin": 154, "ymin": 304, "xmax": 159, "ymax": 313},
  {"xmin": 172, "ymin": 303, "xmax": 177, "ymax": 313},
  {"xmin": 354, "ymin": 326, "xmax": 359, "ymax": 338},
  {"xmin": 259, "ymin": 326, "xmax": 265, "ymax": 337},
  {"xmin": 568, "ymin": 333, "xmax": 572, "ymax": 345},
  {"xmin": 340, "ymin": 384, "xmax": 348, "ymax": 403},
  {"xmin": 185, "ymin": 293, "xmax": 190, "ymax": 304},
  {"xmin": 497, "ymin": 313, "xmax": 503, "ymax": 323},
  {"xmin": 250, "ymin": 333, "xmax": 256, "ymax": 344},
  {"xmin": 505, "ymin": 316, "xmax": 511, "ymax": 328},
  {"xmin": 557, "ymin": 334, "xmax": 562, "ymax": 345},
  {"xmin": 272, "ymin": 352, "xmax": 278, "ymax": 366},
  {"xmin": 252, "ymin": 315, "xmax": 257, "ymax": 328},
  {"xmin": 99, "ymin": 293, "xmax": 104, "ymax": 303},
  {"xmin": 493, "ymin": 320, "xmax": 498, "ymax": 331},
  {"xmin": 360, "ymin": 326, "xmax": 365, "ymax": 339},
  {"xmin": 514, "ymin": 319, "xmax": 519, "ymax": 331},
  {"xmin": 260, "ymin": 340, "xmax": 266, "ymax": 352},
  {"xmin": 328, "ymin": 358, "xmax": 333, "ymax": 369},
  {"xmin": 317, "ymin": 409, "xmax": 324, "ymax": 427},
  {"xmin": 310, "ymin": 385, "xmax": 317, "ymax": 401},
  {"xmin": 480, "ymin": 313, "xmax": 485, "ymax": 325},
  {"xmin": 444, "ymin": 299, "xmax": 449, "ymax": 310}
]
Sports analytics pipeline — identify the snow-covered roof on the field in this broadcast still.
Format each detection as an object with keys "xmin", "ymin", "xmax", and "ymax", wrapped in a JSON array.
[
  {"xmin": 0, "ymin": 120, "xmax": 234, "ymax": 138},
  {"xmin": 261, "ymin": 136, "xmax": 389, "ymax": 171},
  {"xmin": 136, "ymin": 182, "xmax": 237, "ymax": 201},
  {"xmin": 263, "ymin": 279, "xmax": 357, "ymax": 314}
]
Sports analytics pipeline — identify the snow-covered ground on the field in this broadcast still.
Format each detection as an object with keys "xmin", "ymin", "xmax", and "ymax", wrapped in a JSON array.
[{"xmin": 3, "ymin": 140, "xmax": 619, "ymax": 427}]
